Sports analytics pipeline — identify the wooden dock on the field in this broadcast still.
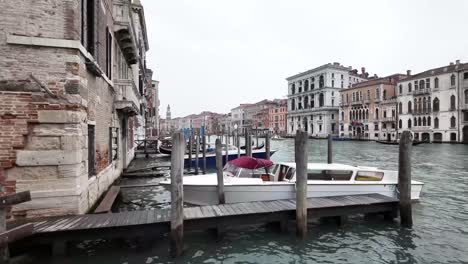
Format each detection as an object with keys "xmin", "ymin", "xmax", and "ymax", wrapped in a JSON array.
[{"xmin": 20, "ymin": 193, "xmax": 397, "ymax": 253}]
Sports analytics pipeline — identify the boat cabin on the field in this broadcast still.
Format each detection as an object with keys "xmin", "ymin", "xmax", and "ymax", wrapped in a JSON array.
[{"xmin": 223, "ymin": 158, "xmax": 391, "ymax": 183}]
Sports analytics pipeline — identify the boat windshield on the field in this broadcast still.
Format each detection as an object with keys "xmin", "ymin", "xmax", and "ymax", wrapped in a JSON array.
[{"xmin": 223, "ymin": 163, "xmax": 241, "ymax": 177}]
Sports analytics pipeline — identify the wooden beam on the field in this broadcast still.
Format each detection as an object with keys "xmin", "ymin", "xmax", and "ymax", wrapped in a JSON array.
[
  {"xmin": 170, "ymin": 132, "xmax": 185, "ymax": 257},
  {"xmin": 398, "ymin": 131, "xmax": 413, "ymax": 227},
  {"xmin": 327, "ymin": 134, "xmax": 333, "ymax": 164},
  {"xmin": 0, "ymin": 191, "xmax": 31, "ymax": 207},
  {"xmin": 94, "ymin": 186, "xmax": 120, "ymax": 214},
  {"xmin": 215, "ymin": 139, "xmax": 225, "ymax": 204},
  {"xmin": 0, "ymin": 223, "xmax": 34, "ymax": 246},
  {"xmin": 295, "ymin": 130, "xmax": 308, "ymax": 238}
]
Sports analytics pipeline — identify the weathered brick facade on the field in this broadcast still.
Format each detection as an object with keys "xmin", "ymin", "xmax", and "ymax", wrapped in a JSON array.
[{"xmin": 0, "ymin": 0, "xmax": 151, "ymax": 218}]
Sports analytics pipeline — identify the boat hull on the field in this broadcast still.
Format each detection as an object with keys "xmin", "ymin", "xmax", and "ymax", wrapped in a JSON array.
[{"xmin": 181, "ymin": 182, "xmax": 423, "ymax": 205}]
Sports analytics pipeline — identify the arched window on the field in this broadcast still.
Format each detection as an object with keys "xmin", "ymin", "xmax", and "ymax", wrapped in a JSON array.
[
  {"xmin": 383, "ymin": 110, "xmax": 387, "ymax": 118},
  {"xmin": 303, "ymin": 117, "xmax": 308, "ymax": 132},
  {"xmin": 341, "ymin": 112, "xmax": 344, "ymax": 121},
  {"xmin": 298, "ymin": 96, "xmax": 302, "ymax": 109},
  {"xmin": 298, "ymin": 82, "xmax": 302, "ymax": 93},
  {"xmin": 311, "ymin": 94, "xmax": 315, "ymax": 108},
  {"xmin": 349, "ymin": 111, "xmax": 352, "ymax": 120},
  {"xmin": 304, "ymin": 96, "xmax": 309, "ymax": 109},
  {"xmin": 419, "ymin": 80, "xmax": 425, "ymax": 90},
  {"xmin": 451, "ymin": 74, "xmax": 456, "ymax": 86},
  {"xmin": 408, "ymin": 83, "xmax": 412, "ymax": 92},
  {"xmin": 291, "ymin": 99, "xmax": 295, "ymax": 111},
  {"xmin": 434, "ymin": 117, "xmax": 439, "ymax": 128},
  {"xmin": 399, "ymin": 102, "xmax": 403, "ymax": 114},
  {"xmin": 414, "ymin": 117, "xmax": 417, "ymax": 126},
  {"xmin": 434, "ymin": 77, "xmax": 439, "ymax": 88},
  {"xmin": 418, "ymin": 117, "xmax": 422, "ymax": 126},
  {"xmin": 319, "ymin": 75, "xmax": 324, "ymax": 88},
  {"xmin": 358, "ymin": 110, "xmax": 362, "ymax": 120},
  {"xmin": 304, "ymin": 80, "xmax": 309, "ymax": 91},
  {"xmin": 399, "ymin": 85, "xmax": 402, "ymax": 94},
  {"xmin": 428, "ymin": 116, "xmax": 431, "ymax": 126},
  {"xmin": 366, "ymin": 109, "xmax": 369, "ymax": 120},
  {"xmin": 418, "ymin": 98, "xmax": 422, "ymax": 113},
  {"xmin": 408, "ymin": 119, "xmax": 412, "ymax": 128},
  {"xmin": 319, "ymin": 93, "xmax": 324, "ymax": 107},
  {"xmin": 408, "ymin": 101, "xmax": 412, "ymax": 113},
  {"xmin": 423, "ymin": 117, "xmax": 426, "ymax": 126},
  {"xmin": 375, "ymin": 108, "xmax": 379, "ymax": 120},
  {"xmin": 423, "ymin": 97, "xmax": 427, "ymax": 113},
  {"xmin": 450, "ymin": 95, "xmax": 456, "ymax": 110},
  {"xmin": 399, "ymin": 119, "xmax": 402, "ymax": 129},
  {"xmin": 465, "ymin": 89, "xmax": 468, "ymax": 103},
  {"xmin": 451, "ymin": 116, "xmax": 456, "ymax": 128},
  {"xmin": 383, "ymin": 90, "xmax": 387, "ymax": 100},
  {"xmin": 433, "ymin": 97, "xmax": 439, "ymax": 112},
  {"xmin": 291, "ymin": 83, "xmax": 296, "ymax": 94},
  {"xmin": 311, "ymin": 77, "xmax": 315, "ymax": 89},
  {"xmin": 414, "ymin": 99, "xmax": 418, "ymax": 113}
]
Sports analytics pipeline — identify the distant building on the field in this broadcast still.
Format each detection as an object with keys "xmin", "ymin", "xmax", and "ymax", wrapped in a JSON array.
[
  {"xmin": 339, "ymin": 74, "xmax": 407, "ymax": 141},
  {"xmin": 396, "ymin": 60, "xmax": 468, "ymax": 143},
  {"xmin": 269, "ymin": 99, "xmax": 288, "ymax": 135},
  {"xmin": 287, "ymin": 62, "xmax": 368, "ymax": 137}
]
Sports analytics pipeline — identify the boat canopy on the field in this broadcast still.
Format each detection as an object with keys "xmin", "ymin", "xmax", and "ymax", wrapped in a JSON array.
[{"xmin": 228, "ymin": 157, "xmax": 273, "ymax": 170}]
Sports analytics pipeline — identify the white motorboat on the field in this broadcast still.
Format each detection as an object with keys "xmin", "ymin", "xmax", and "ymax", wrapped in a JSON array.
[
  {"xmin": 160, "ymin": 157, "xmax": 424, "ymax": 205},
  {"xmin": 271, "ymin": 135, "xmax": 286, "ymax": 140}
]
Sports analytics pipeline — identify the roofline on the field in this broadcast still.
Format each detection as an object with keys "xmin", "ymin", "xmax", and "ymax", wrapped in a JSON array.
[{"xmin": 285, "ymin": 63, "xmax": 354, "ymax": 81}]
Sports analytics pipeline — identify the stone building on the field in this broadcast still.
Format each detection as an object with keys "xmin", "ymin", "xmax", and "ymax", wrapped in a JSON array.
[
  {"xmin": 339, "ymin": 74, "xmax": 406, "ymax": 141},
  {"xmin": 396, "ymin": 61, "xmax": 468, "ymax": 143},
  {"xmin": 286, "ymin": 63, "xmax": 368, "ymax": 137},
  {"xmin": 146, "ymin": 79, "xmax": 160, "ymax": 138},
  {"xmin": 0, "ymin": 0, "xmax": 151, "ymax": 218}
]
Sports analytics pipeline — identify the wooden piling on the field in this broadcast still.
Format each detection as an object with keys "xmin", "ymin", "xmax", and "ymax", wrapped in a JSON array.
[
  {"xmin": 265, "ymin": 133, "xmax": 271, "ymax": 160},
  {"xmin": 237, "ymin": 133, "xmax": 241, "ymax": 158},
  {"xmin": 327, "ymin": 134, "xmax": 333, "ymax": 164},
  {"xmin": 398, "ymin": 130, "xmax": 413, "ymax": 227},
  {"xmin": 255, "ymin": 126, "xmax": 259, "ymax": 148},
  {"xmin": 170, "ymin": 132, "xmax": 185, "ymax": 257},
  {"xmin": 215, "ymin": 139, "xmax": 225, "ymax": 204},
  {"xmin": 202, "ymin": 134, "xmax": 207, "ymax": 174},
  {"xmin": 246, "ymin": 133, "xmax": 252, "ymax": 157},
  {"xmin": 0, "ymin": 208, "xmax": 8, "ymax": 262},
  {"xmin": 195, "ymin": 131, "xmax": 200, "ymax": 175},
  {"xmin": 225, "ymin": 134, "xmax": 229, "ymax": 165},
  {"xmin": 188, "ymin": 130, "xmax": 193, "ymax": 171},
  {"xmin": 295, "ymin": 130, "xmax": 308, "ymax": 238}
]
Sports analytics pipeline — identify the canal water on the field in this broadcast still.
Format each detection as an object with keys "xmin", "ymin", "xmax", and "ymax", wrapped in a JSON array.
[{"xmin": 39, "ymin": 140, "xmax": 468, "ymax": 263}]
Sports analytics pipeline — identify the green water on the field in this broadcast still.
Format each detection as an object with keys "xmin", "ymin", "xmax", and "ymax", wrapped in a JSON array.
[{"xmin": 38, "ymin": 140, "xmax": 468, "ymax": 263}]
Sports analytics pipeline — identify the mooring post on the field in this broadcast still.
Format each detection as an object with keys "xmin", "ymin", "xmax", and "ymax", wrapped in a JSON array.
[
  {"xmin": 0, "ymin": 207, "xmax": 9, "ymax": 262},
  {"xmin": 188, "ymin": 130, "xmax": 193, "ymax": 171},
  {"xmin": 215, "ymin": 139, "xmax": 225, "ymax": 204},
  {"xmin": 202, "ymin": 134, "xmax": 207, "ymax": 174},
  {"xmin": 246, "ymin": 133, "xmax": 252, "ymax": 157},
  {"xmin": 295, "ymin": 130, "xmax": 308, "ymax": 239},
  {"xmin": 266, "ymin": 133, "xmax": 271, "ymax": 160},
  {"xmin": 170, "ymin": 132, "xmax": 185, "ymax": 257},
  {"xmin": 195, "ymin": 130, "xmax": 200, "ymax": 175},
  {"xmin": 144, "ymin": 139, "xmax": 148, "ymax": 158},
  {"xmin": 244, "ymin": 129, "xmax": 248, "ymax": 153},
  {"xmin": 327, "ymin": 134, "xmax": 333, "ymax": 164},
  {"xmin": 255, "ymin": 126, "xmax": 259, "ymax": 148},
  {"xmin": 398, "ymin": 130, "xmax": 413, "ymax": 227},
  {"xmin": 225, "ymin": 134, "xmax": 229, "ymax": 165},
  {"xmin": 236, "ymin": 133, "xmax": 241, "ymax": 158}
]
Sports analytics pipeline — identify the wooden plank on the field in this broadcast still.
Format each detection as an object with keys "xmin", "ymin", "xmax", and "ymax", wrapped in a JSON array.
[
  {"xmin": 192, "ymin": 207, "xmax": 204, "ymax": 219},
  {"xmin": 211, "ymin": 205, "xmax": 224, "ymax": 217},
  {"xmin": 200, "ymin": 206, "xmax": 216, "ymax": 218},
  {"xmin": 94, "ymin": 186, "xmax": 120, "ymax": 214},
  {"xmin": 217, "ymin": 204, "xmax": 231, "ymax": 216},
  {"xmin": 0, "ymin": 224, "xmax": 33, "ymax": 246},
  {"xmin": 237, "ymin": 203, "xmax": 255, "ymax": 214},
  {"xmin": 0, "ymin": 191, "xmax": 31, "ymax": 207}
]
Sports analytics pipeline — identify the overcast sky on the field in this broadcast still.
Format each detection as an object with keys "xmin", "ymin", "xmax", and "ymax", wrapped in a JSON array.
[{"xmin": 142, "ymin": 0, "xmax": 468, "ymax": 118}]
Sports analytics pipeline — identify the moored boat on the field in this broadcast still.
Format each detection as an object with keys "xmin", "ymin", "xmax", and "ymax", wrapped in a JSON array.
[
  {"xmin": 271, "ymin": 135, "xmax": 287, "ymax": 141},
  {"xmin": 376, "ymin": 140, "xmax": 424, "ymax": 146},
  {"xmin": 161, "ymin": 157, "xmax": 424, "ymax": 205}
]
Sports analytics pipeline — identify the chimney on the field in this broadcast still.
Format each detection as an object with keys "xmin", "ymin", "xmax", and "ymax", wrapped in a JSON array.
[
  {"xmin": 361, "ymin": 67, "xmax": 366, "ymax": 76},
  {"xmin": 407, "ymin": 70, "xmax": 411, "ymax": 76},
  {"xmin": 450, "ymin": 62, "xmax": 454, "ymax": 66},
  {"xmin": 456, "ymin": 60, "xmax": 460, "ymax": 65},
  {"xmin": 333, "ymin": 62, "xmax": 340, "ymax": 66}
]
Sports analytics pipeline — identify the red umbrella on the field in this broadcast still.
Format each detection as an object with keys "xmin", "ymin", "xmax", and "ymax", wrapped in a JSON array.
[{"xmin": 227, "ymin": 156, "xmax": 273, "ymax": 170}]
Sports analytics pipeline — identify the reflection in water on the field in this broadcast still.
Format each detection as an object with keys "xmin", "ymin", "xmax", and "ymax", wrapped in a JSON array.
[{"xmin": 36, "ymin": 139, "xmax": 468, "ymax": 263}]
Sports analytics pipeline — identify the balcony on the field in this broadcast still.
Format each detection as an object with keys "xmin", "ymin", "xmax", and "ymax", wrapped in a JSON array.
[
  {"xmin": 114, "ymin": 79, "xmax": 141, "ymax": 116},
  {"xmin": 413, "ymin": 108, "xmax": 432, "ymax": 115},
  {"xmin": 381, "ymin": 117, "xmax": 396, "ymax": 123},
  {"xmin": 113, "ymin": 1, "xmax": 138, "ymax": 64},
  {"xmin": 413, "ymin": 88, "xmax": 431, "ymax": 96}
]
